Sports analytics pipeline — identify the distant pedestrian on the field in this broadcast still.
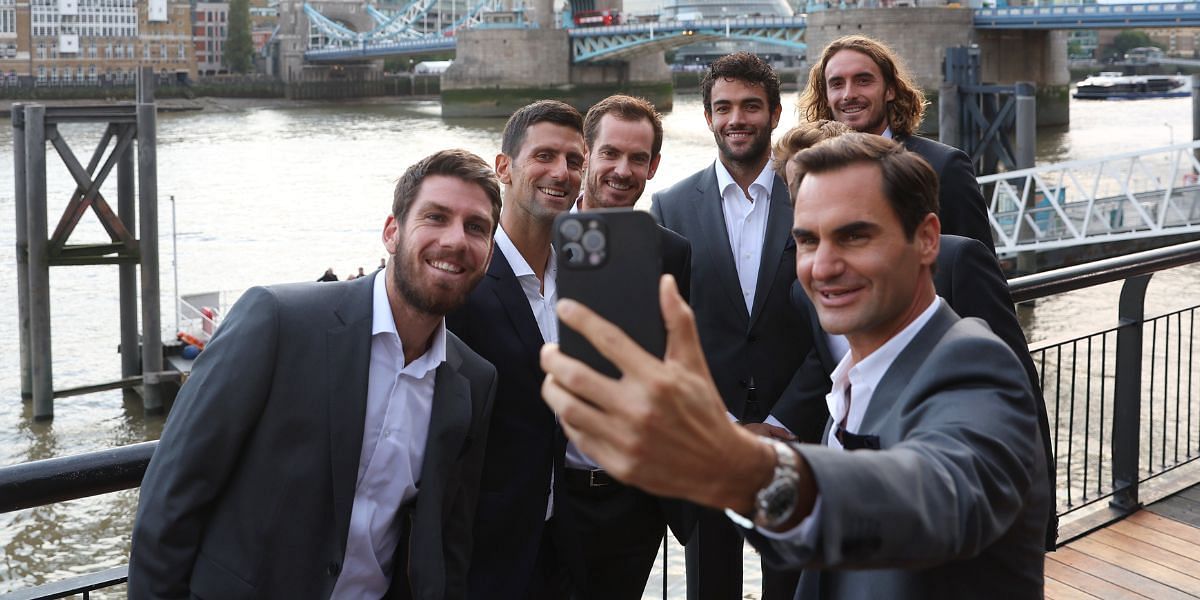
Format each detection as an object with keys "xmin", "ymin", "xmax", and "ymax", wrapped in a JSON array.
[
  {"xmin": 355, "ymin": 267, "xmax": 366, "ymax": 279},
  {"xmin": 317, "ymin": 267, "xmax": 337, "ymax": 282},
  {"xmin": 379, "ymin": 258, "xmax": 387, "ymax": 271}
]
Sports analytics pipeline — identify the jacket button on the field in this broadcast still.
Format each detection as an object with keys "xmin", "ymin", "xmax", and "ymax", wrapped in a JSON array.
[{"xmin": 327, "ymin": 562, "xmax": 341, "ymax": 576}]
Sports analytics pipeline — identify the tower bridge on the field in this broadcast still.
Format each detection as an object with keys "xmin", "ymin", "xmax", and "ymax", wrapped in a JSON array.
[{"xmin": 283, "ymin": 1, "xmax": 1200, "ymax": 117}]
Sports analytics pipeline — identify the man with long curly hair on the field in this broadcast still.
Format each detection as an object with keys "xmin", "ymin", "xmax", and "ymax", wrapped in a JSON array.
[{"xmin": 800, "ymin": 35, "xmax": 995, "ymax": 252}]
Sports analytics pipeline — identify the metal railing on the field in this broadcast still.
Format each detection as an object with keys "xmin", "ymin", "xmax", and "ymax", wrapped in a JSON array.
[
  {"xmin": 6, "ymin": 240, "xmax": 1200, "ymax": 597},
  {"xmin": 1011, "ymin": 239, "xmax": 1200, "ymax": 518}
]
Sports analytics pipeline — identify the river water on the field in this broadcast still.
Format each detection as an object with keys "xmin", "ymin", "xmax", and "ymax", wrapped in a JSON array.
[{"xmin": 1, "ymin": 93, "xmax": 1199, "ymax": 597}]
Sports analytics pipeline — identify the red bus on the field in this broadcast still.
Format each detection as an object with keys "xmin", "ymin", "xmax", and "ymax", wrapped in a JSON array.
[{"xmin": 574, "ymin": 9, "xmax": 620, "ymax": 27}]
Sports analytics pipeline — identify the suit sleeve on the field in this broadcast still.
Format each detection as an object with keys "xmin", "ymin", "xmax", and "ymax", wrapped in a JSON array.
[
  {"xmin": 443, "ymin": 364, "xmax": 498, "ymax": 600},
  {"xmin": 675, "ymin": 237, "xmax": 692, "ymax": 303},
  {"xmin": 128, "ymin": 288, "xmax": 281, "ymax": 599},
  {"xmin": 938, "ymin": 149, "xmax": 996, "ymax": 253},
  {"xmin": 649, "ymin": 193, "xmax": 666, "ymax": 227},
  {"xmin": 747, "ymin": 331, "xmax": 1040, "ymax": 570},
  {"xmin": 769, "ymin": 346, "xmax": 833, "ymax": 443}
]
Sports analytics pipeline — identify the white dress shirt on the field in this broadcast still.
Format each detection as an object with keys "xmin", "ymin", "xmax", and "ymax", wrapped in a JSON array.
[
  {"xmin": 714, "ymin": 159, "xmax": 776, "ymax": 313},
  {"xmin": 749, "ymin": 296, "xmax": 943, "ymax": 544},
  {"xmin": 331, "ymin": 273, "xmax": 447, "ymax": 599},
  {"xmin": 493, "ymin": 225, "xmax": 559, "ymax": 520}
]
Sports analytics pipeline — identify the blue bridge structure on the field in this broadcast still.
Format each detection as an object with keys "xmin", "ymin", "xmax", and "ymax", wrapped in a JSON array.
[{"xmin": 297, "ymin": 2, "xmax": 1200, "ymax": 64}]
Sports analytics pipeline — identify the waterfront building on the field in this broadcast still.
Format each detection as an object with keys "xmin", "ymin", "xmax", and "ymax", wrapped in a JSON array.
[
  {"xmin": 194, "ymin": 2, "xmax": 228, "ymax": 76},
  {"xmin": 0, "ymin": 0, "xmax": 196, "ymax": 86}
]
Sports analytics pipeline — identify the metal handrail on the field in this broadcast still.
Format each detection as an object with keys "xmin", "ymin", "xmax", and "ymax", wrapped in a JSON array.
[
  {"xmin": 1009, "ymin": 238, "xmax": 1200, "ymax": 303},
  {"xmin": 0, "ymin": 441, "xmax": 155, "ymax": 513}
]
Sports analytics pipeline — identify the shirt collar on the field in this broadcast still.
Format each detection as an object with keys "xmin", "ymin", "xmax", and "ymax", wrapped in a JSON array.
[
  {"xmin": 494, "ymin": 223, "xmax": 557, "ymax": 283},
  {"xmin": 371, "ymin": 270, "xmax": 447, "ymax": 373},
  {"xmin": 713, "ymin": 158, "xmax": 776, "ymax": 200},
  {"xmin": 881, "ymin": 126, "xmax": 894, "ymax": 140},
  {"xmin": 827, "ymin": 295, "xmax": 943, "ymax": 418}
]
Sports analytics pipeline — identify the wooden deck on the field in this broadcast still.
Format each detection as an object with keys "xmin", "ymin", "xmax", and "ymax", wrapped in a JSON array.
[{"xmin": 1046, "ymin": 486, "xmax": 1200, "ymax": 598}]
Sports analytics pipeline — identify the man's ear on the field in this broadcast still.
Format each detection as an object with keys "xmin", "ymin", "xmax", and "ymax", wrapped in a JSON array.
[
  {"xmin": 771, "ymin": 103, "xmax": 782, "ymax": 130},
  {"xmin": 382, "ymin": 214, "xmax": 400, "ymax": 255},
  {"xmin": 916, "ymin": 212, "xmax": 941, "ymax": 267},
  {"xmin": 885, "ymin": 85, "xmax": 896, "ymax": 103},
  {"xmin": 647, "ymin": 154, "xmax": 662, "ymax": 181},
  {"xmin": 495, "ymin": 153, "xmax": 513, "ymax": 185}
]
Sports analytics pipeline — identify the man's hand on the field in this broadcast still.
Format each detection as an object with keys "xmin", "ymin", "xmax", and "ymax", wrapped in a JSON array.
[
  {"xmin": 541, "ymin": 275, "xmax": 775, "ymax": 514},
  {"xmin": 743, "ymin": 422, "xmax": 798, "ymax": 441}
]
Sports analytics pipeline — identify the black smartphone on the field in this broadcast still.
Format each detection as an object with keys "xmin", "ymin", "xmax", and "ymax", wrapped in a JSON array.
[{"xmin": 554, "ymin": 209, "xmax": 665, "ymax": 379}]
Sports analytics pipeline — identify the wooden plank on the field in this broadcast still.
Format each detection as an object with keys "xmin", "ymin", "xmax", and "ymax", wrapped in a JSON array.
[
  {"xmin": 1129, "ymin": 511, "xmax": 1200, "ymax": 546},
  {"xmin": 1148, "ymin": 498, "xmax": 1200, "ymax": 528},
  {"xmin": 1109, "ymin": 519, "xmax": 1200, "ymax": 561},
  {"xmin": 1051, "ymin": 547, "xmax": 1195, "ymax": 599},
  {"xmin": 1070, "ymin": 537, "xmax": 1200, "ymax": 597},
  {"xmin": 1046, "ymin": 576, "xmax": 1102, "ymax": 600},
  {"xmin": 1087, "ymin": 528, "xmax": 1200, "ymax": 575},
  {"xmin": 1045, "ymin": 554, "xmax": 1153, "ymax": 600}
]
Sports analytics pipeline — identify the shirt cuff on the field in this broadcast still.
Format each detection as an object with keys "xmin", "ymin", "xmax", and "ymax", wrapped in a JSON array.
[
  {"xmin": 756, "ymin": 496, "xmax": 822, "ymax": 545},
  {"xmin": 764, "ymin": 414, "xmax": 792, "ymax": 434}
]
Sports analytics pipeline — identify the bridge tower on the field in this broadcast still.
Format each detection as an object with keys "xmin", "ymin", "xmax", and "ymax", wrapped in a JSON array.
[
  {"xmin": 277, "ymin": 0, "xmax": 384, "ymax": 85},
  {"xmin": 442, "ymin": 0, "xmax": 673, "ymax": 117}
]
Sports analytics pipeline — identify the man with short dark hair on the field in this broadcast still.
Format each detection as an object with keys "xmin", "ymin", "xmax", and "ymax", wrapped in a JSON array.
[
  {"xmin": 651, "ymin": 52, "xmax": 809, "ymax": 600},
  {"xmin": 542, "ymin": 133, "xmax": 1049, "ymax": 600},
  {"xmin": 447, "ymin": 100, "xmax": 587, "ymax": 599},
  {"xmin": 800, "ymin": 35, "xmax": 994, "ymax": 251},
  {"xmin": 565, "ymin": 94, "xmax": 693, "ymax": 599},
  {"xmin": 130, "ymin": 149, "xmax": 502, "ymax": 600}
]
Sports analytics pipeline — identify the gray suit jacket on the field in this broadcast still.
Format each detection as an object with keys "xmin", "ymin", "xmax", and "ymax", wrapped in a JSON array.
[
  {"xmin": 129, "ymin": 273, "xmax": 497, "ymax": 600},
  {"xmin": 650, "ymin": 163, "xmax": 811, "ymax": 420},
  {"xmin": 745, "ymin": 302, "xmax": 1048, "ymax": 600}
]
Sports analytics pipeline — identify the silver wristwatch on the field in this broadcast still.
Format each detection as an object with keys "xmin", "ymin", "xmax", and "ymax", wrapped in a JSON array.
[{"xmin": 752, "ymin": 438, "xmax": 802, "ymax": 529}]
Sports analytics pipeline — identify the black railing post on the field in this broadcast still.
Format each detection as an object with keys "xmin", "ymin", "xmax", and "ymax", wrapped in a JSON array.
[{"xmin": 1111, "ymin": 273, "xmax": 1152, "ymax": 512}]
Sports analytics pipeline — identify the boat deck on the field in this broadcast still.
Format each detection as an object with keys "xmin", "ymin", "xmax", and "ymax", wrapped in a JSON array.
[{"xmin": 1047, "ymin": 486, "xmax": 1200, "ymax": 598}]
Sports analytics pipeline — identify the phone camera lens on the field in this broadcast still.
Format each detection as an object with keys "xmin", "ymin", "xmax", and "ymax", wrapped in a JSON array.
[
  {"xmin": 559, "ymin": 219, "xmax": 584, "ymax": 241},
  {"xmin": 563, "ymin": 242, "xmax": 585, "ymax": 264},
  {"xmin": 581, "ymin": 229, "xmax": 606, "ymax": 253}
]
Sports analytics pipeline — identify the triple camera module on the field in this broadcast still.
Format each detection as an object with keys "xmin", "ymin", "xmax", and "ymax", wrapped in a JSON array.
[{"xmin": 558, "ymin": 216, "xmax": 607, "ymax": 268}]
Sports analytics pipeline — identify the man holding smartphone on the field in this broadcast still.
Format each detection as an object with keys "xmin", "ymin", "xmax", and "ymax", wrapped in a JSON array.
[
  {"xmin": 446, "ymin": 100, "xmax": 587, "ymax": 599},
  {"xmin": 650, "ymin": 52, "xmax": 811, "ymax": 599},
  {"xmin": 564, "ymin": 94, "xmax": 693, "ymax": 599}
]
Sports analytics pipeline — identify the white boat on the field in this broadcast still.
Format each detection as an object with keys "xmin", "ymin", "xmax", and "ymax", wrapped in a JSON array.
[{"xmin": 1074, "ymin": 72, "xmax": 1190, "ymax": 100}]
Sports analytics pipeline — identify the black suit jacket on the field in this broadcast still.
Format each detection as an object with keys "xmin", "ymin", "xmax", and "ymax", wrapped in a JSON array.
[
  {"xmin": 650, "ymin": 165, "xmax": 811, "ymax": 420},
  {"xmin": 129, "ymin": 273, "xmax": 497, "ymax": 600},
  {"xmin": 447, "ymin": 250, "xmax": 558, "ymax": 598},
  {"xmin": 900, "ymin": 135, "xmax": 995, "ymax": 252},
  {"xmin": 772, "ymin": 235, "xmax": 1057, "ymax": 549}
]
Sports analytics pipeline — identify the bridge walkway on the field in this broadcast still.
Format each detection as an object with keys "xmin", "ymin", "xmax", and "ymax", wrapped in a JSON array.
[{"xmin": 1048, "ymin": 486, "xmax": 1200, "ymax": 598}]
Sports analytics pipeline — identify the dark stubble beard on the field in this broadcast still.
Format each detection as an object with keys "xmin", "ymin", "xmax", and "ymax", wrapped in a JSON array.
[
  {"xmin": 716, "ymin": 126, "xmax": 773, "ymax": 168},
  {"xmin": 390, "ymin": 233, "xmax": 483, "ymax": 317}
]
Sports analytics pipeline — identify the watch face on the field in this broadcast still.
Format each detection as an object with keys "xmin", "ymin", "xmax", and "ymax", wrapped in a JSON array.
[{"xmin": 758, "ymin": 478, "xmax": 799, "ymax": 527}]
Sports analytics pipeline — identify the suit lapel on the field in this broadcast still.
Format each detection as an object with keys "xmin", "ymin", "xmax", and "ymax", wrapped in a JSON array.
[
  {"xmin": 860, "ymin": 302, "xmax": 959, "ymax": 432},
  {"xmin": 749, "ymin": 175, "xmax": 793, "ymax": 329},
  {"xmin": 327, "ymin": 274, "xmax": 376, "ymax": 563},
  {"xmin": 696, "ymin": 164, "xmax": 750, "ymax": 321},
  {"xmin": 408, "ymin": 342, "xmax": 473, "ymax": 599},
  {"xmin": 485, "ymin": 250, "xmax": 546, "ymax": 357}
]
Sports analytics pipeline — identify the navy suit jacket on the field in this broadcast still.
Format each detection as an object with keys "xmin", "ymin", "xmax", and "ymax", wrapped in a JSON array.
[{"xmin": 901, "ymin": 135, "xmax": 995, "ymax": 252}]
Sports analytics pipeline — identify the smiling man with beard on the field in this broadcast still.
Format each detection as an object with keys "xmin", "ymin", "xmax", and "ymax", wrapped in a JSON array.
[
  {"xmin": 800, "ymin": 35, "xmax": 994, "ymax": 251},
  {"xmin": 650, "ymin": 53, "xmax": 812, "ymax": 600},
  {"xmin": 129, "ymin": 149, "xmax": 501, "ymax": 600},
  {"xmin": 445, "ymin": 100, "xmax": 589, "ymax": 599}
]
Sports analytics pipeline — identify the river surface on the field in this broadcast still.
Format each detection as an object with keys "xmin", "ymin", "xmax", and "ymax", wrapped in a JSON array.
[{"xmin": 1, "ymin": 93, "xmax": 1199, "ymax": 597}]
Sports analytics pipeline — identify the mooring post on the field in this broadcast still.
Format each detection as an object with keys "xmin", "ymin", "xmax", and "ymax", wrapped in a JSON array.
[
  {"xmin": 137, "ymin": 68, "xmax": 164, "ymax": 414},
  {"xmin": 1015, "ymin": 82, "xmax": 1036, "ymax": 170},
  {"xmin": 1192, "ymin": 74, "xmax": 1200, "ymax": 165},
  {"xmin": 939, "ymin": 83, "xmax": 960, "ymax": 150},
  {"xmin": 13, "ymin": 104, "xmax": 32, "ymax": 401},
  {"xmin": 24, "ymin": 105, "xmax": 53, "ymax": 420},
  {"xmin": 1015, "ymin": 82, "xmax": 1038, "ymax": 275},
  {"xmin": 118, "ymin": 123, "xmax": 139, "ymax": 382}
]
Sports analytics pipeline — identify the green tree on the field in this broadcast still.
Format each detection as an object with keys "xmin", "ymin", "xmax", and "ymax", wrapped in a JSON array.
[
  {"xmin": 224, "ymin": 0, "xmax": 254, "ymax": 74},
  {"xmin": 1101, "ymin": 30, "xmax": 1163, "ymax": 61}
]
